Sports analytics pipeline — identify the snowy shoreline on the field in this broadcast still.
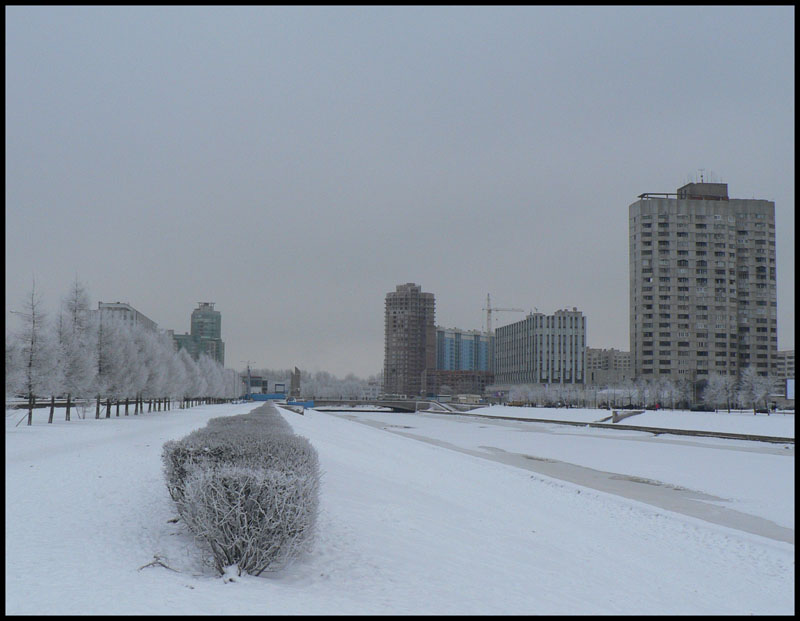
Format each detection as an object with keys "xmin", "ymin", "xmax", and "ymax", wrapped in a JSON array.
[{"xmin": 6, "ymin": 403, "xmax": 794, "ymax": 614}]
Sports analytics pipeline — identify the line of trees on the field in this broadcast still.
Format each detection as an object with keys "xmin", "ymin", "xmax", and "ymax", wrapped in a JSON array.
[
  {"xmin": 508, "ymin": 378, "xmax": 693, "ymax": 410},
  {"xmin": 251, "ymin": 367, "xmax": 382, "ymax": 400},
  {"xmin": 507, "ymin": 371, "xmax": 780, "ymax": 414},
  {"xmin": 701, "ymin": 368, "xmax": 778, "ymax": 414},
  {"xmin": 6, "ymin": 280, "xmax": 241, "ymax": 425}
]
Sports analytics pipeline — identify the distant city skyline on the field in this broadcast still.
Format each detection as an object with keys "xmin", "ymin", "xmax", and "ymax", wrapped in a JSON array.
[{"xmin": 5, "ymin": 6, "xmax": 794, "ymax": 378}]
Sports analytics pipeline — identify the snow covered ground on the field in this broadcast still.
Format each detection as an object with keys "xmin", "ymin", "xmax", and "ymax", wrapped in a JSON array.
[
  {"xmin": 5, "ymin": 403, "xmax": 794, "ymax": 614},
  {"xmin": 458, "ymin": 404, "xmax": 795, "ymax": 437}
]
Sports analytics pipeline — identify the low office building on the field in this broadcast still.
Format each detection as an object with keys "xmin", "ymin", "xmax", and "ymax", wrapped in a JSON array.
[
  {"xmin": 493, "ymin": 308, "xmax": 586, "ymax": 387},
  {"xmin": 586, "ymin": 347, "xmax": 632, "ymax": 386},
  {"xmin": 422, "ymin": 369, "xmax": 494, "ymax": 397}
]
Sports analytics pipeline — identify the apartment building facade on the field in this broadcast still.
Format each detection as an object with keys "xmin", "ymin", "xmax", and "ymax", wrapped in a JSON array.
[
  {"xmin": 773, "ymin": 350, "xmax": 795, "ymax": 380},
  {"xmin": 435, "ymin": 327, "xmax": 493, "ymax": 372},
  {"xmin": 493, "ymin": 308, "xmax": 586, "ymax": 386},
  {"xmin": 629, "ymin": 182, "xmax": 777, "ymax": 382},
  {"xmin": 585, "ymin": 347, "xmax": 632, "ymax": 386},
  {"xmin": 383, "ymin": 283, "xmax": 436, "ymax": 397}
]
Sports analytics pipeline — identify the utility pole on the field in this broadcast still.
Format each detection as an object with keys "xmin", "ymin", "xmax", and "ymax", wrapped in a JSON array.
[{"xmin": 241, "ymin": 361, "xmax": 254, "ymax": 399}]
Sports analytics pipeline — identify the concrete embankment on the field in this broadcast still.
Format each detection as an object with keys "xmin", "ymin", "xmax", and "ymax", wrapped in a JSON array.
[{"xmin": 444, "ymin": 410, "xmax": 794, "ymax": 444}]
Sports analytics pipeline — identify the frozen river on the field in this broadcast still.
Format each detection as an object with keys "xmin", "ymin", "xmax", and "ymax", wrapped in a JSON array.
[{"xmin": 329, "ymin": 409, "xmax": 794, "ymax": 543}]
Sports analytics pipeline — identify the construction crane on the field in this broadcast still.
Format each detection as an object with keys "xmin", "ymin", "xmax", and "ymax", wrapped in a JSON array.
[{"xmin": 483, "ymin": 294, "xmax": 525, "ymax": 335}]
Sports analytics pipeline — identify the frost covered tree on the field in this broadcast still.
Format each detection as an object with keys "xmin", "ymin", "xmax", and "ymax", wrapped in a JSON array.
[
  {"xmin": 177, "ymin": 349, "xmax": 204, "ymax": 406},
  {"xmin": 702, "ymin": 374, "xmax": 736, "ymax": 412},
  {"xmin": 720, "ymin": 374, "xmax": 737, "ymax": 413},
  {"xmin": 633, "ymin": 378, "xmax": 649, "ymax": 408},
  {"xmin": 105, "ymin": 316, "xmax": 138, "ymax": 415},
  {"xmin": 8, "ymin": 278, "xmax": 242, "ymax": 420},
  {"xmin": 91, "ymin": 310, "xmax": 131, "ymax": 417},
  {"xmin": 57, "ymin": 279, "xmax": 96, "ymax": 420},
  {"xmin": 198, "ymin": 354, "xmax": 225, "ymax": 401},
  {"xmin": 738, "ymin": 366, "xmax": 775, "ymax": 414},
  {"xmin": 702, "ymin": 374, "xmax": 727, "ymax": 412},
  {"xmin": 5, "ymin": 336, "xmax": 26, "ymax": 402},
  {"xmin": 165, "ymin": 348, "xmax": 188, "ymax": 405},
  {"xmin": 620, "ymin": 379, "xmax": 637, "ymax": 407},
  {"xmin": 14, "ymin": 282, "xmax": 61, "ymax": 425},
  {"xmin": 139, "ymin": 329, "xmax": 173, "ymax": 410},
  {"xmin": 120, "ymin": 322, "xmax": 150, "ymax": 414}
]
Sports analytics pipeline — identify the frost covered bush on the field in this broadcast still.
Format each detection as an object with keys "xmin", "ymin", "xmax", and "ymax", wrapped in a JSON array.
[
  {"xmin": 205, "ymin": 403, "xmax": 293, "ymax": 434},
  {"xmin": 179, "ymin": 465, "xmax": 319, "ymax": 575},
  {"xmin": 163, "ymin": 429, "xmax": 319, "ymax": 503},
  {"xmin": 163, "ymin": 427, "xmax": 316, "ymax": 499},
  {"xmin": 162, "ymin": 403, "xmax": 320, "ymax": 576}
]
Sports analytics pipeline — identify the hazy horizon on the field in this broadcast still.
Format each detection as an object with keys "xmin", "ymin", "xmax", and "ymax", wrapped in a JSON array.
[{"xmin": 6, "ymin": 6, "xmax": 795, "ymax": 377}]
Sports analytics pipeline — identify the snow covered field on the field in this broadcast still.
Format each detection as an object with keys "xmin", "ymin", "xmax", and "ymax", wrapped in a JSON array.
[{"xmin": 5, "ymin": 403, "xmax": 794, "ymax": 615}]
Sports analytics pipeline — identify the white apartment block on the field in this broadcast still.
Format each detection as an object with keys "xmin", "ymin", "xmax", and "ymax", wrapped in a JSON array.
[
  {"xmin": 629, "ymin": 182, "xmax": 777, "ymax": 382},
  {"xmin": 493, "ymin": 308, "xmax": 586, "ymax": 385},
  {"xmin": 97, "ymin": 301, "xmax": 158, "ymax": 331}
]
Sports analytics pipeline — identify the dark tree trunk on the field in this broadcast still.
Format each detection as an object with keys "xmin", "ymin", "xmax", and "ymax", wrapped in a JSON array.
[
  {"xmin": 48, "ymin": 395, "xmax": 55, "ymax": 424},
  {"xmin": 106, "ymin": 398, "xmax": 111, "ymax": 418},
  {"xmin": 96, "ymin": 395, "xmax": 101, "ymax": 419},
  {"xmin": 125, "ymin": 397, "xmax": 129, "ymax": 416},
  {"xmin": 116, "ymin": 400, "xmax": 120, "ymax": 417},
  {"xmin": 27, "ymin": 394, "xmax": 35, "ymax": 426},
  {"xmin": 65, "ymin": 393, "xmax": 71, "ymax": 421}
]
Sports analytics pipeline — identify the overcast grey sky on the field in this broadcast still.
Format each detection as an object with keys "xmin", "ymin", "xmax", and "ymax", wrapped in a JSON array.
[{"xmin": 6, "ymin": 6, "xmax": 795, "ymax": 378}]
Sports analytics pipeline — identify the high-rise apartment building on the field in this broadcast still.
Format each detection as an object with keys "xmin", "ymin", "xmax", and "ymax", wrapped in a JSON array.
[
  {"xmin": 191, "ymin": 302, "xmax": 222, "ymax": 341},
  {"xmin": 493, "ymin": 308, "xmax": 586, "ymax": 386},
  {"xmin": 629, "ymin": 181, "xmax": 777, "ymax": 383},
  {"xmin": 383, "ymin": 283, "xmax": 435, "ymax": 397},
  {"xmin": 172, "ymin": 302, "xmax": 225, "ymax": 365}
]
